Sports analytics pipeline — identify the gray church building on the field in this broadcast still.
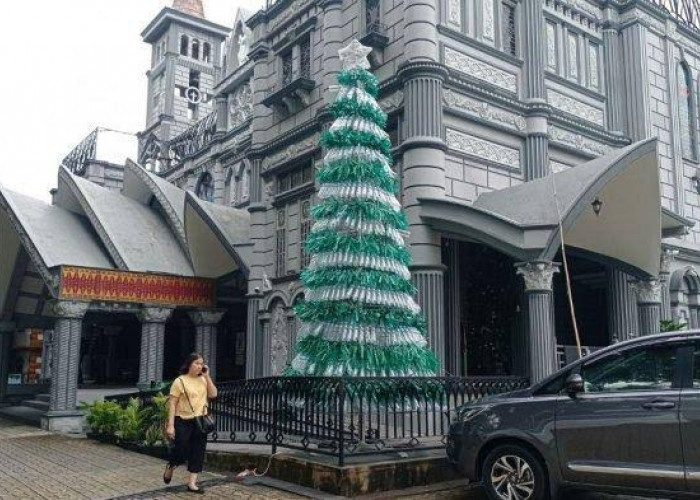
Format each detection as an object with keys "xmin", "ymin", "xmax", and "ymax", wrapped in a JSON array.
[{"xmin": 1, "ymin": 0, "xmax": 700, "ymax": 430}]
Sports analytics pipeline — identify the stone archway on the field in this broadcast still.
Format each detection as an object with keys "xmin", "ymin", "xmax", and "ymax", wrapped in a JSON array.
[{"xmin": 670, "ymin": 267, "xmax": 700, "ymax": 328}]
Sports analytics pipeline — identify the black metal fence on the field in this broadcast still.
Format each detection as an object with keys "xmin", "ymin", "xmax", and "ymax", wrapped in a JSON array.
[
  {"xmin": 105, "ymin": 376, "xmax": 527, "ymax": 466},
  {"xmin": 209, "ymin": 376, "xmax": 528, "ymax": 466}
]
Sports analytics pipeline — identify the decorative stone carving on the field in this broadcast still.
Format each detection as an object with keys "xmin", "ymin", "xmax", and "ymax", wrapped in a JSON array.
[
  {"xmin": 660, "ymin": 249, "xmax": 679, "ymax": 276},
  {"xmin": 229, "ymin": 83, "xmax": 253, "ymax": 130},
  {"xmin": 379, "ymin": 91, "xmax": 404, "ymax": 112},
  {"xmin": 443, "ymin": 90, "xmax": 526, "ymax": 131},
  {"xmin": 270, "ymin": 0, "xmax": 314, "ymax": 31},
  {"xmin": 516, "ymin": 262, "xmax": 560, "ymax": 292},
  {"xmin": 618, "ymin": 9, "xmax": 665, "ymax": 32},
  {"xmin": 631, "ymin": 279, "xmax": 662, "ymax": 304},
  {"xmin": 446, "ymin": 128, "xmax": 521, "ymax": 169},
  {"xmin": 188, "ymin": 309, "xmax": 225, "ymax": 326},
  {"xmin": 547, "ymin": 89, "xmax": 604, "ymax": 126},
  {"xmin": 549, "ymin": 126, "xmax": 613, "ymax": 156},
  {"xmin": 51, "ymin": 301, "xmax": 90, "ymax": 319},
  {"xmin": 138, "ymin": 307, "xmax": 174, "ymax": 323},
  {"xmin": 265, "ymin": 138, "xmax": 317, "ymax": 170},
  {"xmin": 444, "ymin": 47, "xmax": 518, "ymax": 93},
  {"xmin": 270, "ymin": 302, "xmax": 289, "ymax": 376},
  {"xmin": 447, "ymin": 0, "xmax": 461, "ymax": 29}
]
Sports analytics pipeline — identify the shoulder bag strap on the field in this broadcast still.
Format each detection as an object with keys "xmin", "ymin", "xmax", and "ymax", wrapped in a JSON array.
[{"xmin": 179, "ymin": 377, "xmax": 197, "ymax": 414}]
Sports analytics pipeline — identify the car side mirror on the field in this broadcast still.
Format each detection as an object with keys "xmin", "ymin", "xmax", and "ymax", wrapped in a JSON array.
[{"xmin": 565, "ymin": 373, "xmax": 584, "ymax": 396}]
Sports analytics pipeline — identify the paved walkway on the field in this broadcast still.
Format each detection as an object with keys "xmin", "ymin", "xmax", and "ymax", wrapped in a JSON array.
[
  {"xmin": 0, "ymin": 418, "xmax": 298, "ymax": 500},
  {"xmin": 0, "ymin": 417, "xmax": 668, "ymax": 499}
]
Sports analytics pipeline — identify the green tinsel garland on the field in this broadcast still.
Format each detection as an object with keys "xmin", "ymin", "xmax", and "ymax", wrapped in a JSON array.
[
  {"xmin": 322, "ymin": 129, "xmax": 392, "ymax": 158},
  {"xmin": 330, "ymin": 98, "xmax": 387, "ymax": 128},
  {"xmin": 319, "ymin": 158, "xmax": 398, "ymax": 194},
  {"xmin": 289, "ymin": 336, "xmax": 439, "ymax": 376},
  {"xmin": 337, "ymin": 69, "xmax": 380, "ymax": 97},
  {"xmin": 296, "ymin": 300, "xmax": 427, "ymax": 331},
  {"xmin": 301, "ymin": 267, "xmax": 417, "ymax": 294},
  {"xmin": 305, "ymin": 230, "xmax": 412, "ymax": 265},
  {"xmin": 312, "ymin": 199, "xmax": 409, "ymax": 230}
]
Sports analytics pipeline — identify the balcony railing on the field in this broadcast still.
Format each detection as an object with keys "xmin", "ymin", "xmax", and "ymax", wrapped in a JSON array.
[
  {"xmin": 649, "ymin": 0, "xmax": 700, "ymax": 30},
  {"xmin": 360, "ymin": 21, "xmax": 389, "ymax": 49}
]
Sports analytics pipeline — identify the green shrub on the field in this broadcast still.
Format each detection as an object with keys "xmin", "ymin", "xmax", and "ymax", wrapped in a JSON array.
[
  {"xmin": 660, "ymin": 320, "xmax": 687, "ymax": 332},
  {"xmin": 141, "ymin": 393, "xmax": 169, "ymax": 447},
  {"xmin": 80, "ymin": 400, "xmax": 122, "ymax": 436},
  {"xmin": 116, "ymin": 397, "xmax": 144, "ymax": 442}
]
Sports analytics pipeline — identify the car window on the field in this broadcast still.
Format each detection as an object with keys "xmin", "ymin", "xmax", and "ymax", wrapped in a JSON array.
[
  {"xmin": 536, "ymin": 373, "xmax": 565, "ymax": 395},
  {"xmin": 580, "ymin": 345, "xmax": 676, "ymax": 393},
  {"xmin": 692, "ymin": 345, "xmax": 700, "ymax": 389}
]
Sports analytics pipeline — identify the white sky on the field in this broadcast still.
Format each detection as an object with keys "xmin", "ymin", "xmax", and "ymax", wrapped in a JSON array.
[{"xmin": 0, "ymin": 0, "xmax": 262, "ymax": 202}]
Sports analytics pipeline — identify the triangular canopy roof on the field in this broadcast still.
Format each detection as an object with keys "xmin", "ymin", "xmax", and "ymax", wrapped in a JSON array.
[{"xmin": 420, "ymin": 139, "xmax": 691, "ymax": 277}]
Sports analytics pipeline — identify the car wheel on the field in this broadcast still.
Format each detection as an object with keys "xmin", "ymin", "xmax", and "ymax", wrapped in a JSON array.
[{"xmin": 481, "ymin": 444, "xmax": 549, "ymax": 500}]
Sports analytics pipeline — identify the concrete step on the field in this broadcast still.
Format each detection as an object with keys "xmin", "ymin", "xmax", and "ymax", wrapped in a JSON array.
[
  {"xmin": 0, "ymin": 405, "xmax": 44, "ymax": 427},
  {"xmin": 21, "ymin": 399, "xmax": 49, "ymax": 412},
  {"xmin": 36, "ymin": 394, "xmax": 50, "ymax": 403}
]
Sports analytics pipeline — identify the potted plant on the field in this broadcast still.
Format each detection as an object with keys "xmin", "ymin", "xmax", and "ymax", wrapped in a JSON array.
[
  {"xmin": 80, "ymin": 399, "xmax": 123, "ymax": 443},
  {"xmin": 115, "ymin": 397, "xmax": 144, "ymax": 450}
]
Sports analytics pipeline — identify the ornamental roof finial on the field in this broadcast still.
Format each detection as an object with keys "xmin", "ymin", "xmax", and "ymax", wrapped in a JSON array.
[{"xmin": 338, "ymin": 39, "xmax": 373, "ymax": 71}]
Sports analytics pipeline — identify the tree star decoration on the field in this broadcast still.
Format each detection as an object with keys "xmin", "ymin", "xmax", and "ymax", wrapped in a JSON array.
[{"xmin": 339, "ymin": 39, "xmax": 373, "ymax": 71}]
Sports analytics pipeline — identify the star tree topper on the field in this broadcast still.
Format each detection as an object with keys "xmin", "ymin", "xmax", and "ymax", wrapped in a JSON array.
[{"xmin": 339, "ymin": 39, "xmax": 372, "ymax": 70}]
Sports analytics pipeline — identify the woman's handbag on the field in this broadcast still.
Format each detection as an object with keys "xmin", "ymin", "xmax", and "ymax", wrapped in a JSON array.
[{"xmin": 179, "ymin": 377, "xmax": 216, "ymax": 435}]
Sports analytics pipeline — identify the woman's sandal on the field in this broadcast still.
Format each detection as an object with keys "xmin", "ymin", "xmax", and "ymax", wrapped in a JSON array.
[
  {"xmin": 187, "ymin": 485, "xmax": 205, "ymax": 494},
  {"xmin": 163, "ymin": 465, "xmax": 174, "ymax": 484}
]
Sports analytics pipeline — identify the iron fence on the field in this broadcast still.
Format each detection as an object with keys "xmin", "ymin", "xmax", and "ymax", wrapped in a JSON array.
[
  {"xmin": 104, "ymin": 376, "xmax": 528, "ymax": 466},
  {"xmin": 209, "ymin": 376, "xmax": 528, "ymax": 466}
]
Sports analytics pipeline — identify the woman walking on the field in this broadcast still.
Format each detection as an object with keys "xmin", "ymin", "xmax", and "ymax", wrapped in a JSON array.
[{"xmin": 163, "ymin": 353, "xmax": 218, "ymax": 493}]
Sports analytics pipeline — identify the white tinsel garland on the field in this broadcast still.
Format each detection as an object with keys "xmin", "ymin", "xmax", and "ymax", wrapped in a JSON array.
[
  {"xmin": 306, "ymin": 286, "xmax": 420, "ymax": 313},
  {"xmin": 330, "ymin": 116, "xmax": 389, "ymax": 142},
  {"xmin": 298, "ymin": 322, "xmax": 427, "ymax": 346},
  {"xmin": 309, "ymin": 252, "xmax": 411, "ymax": 280},
  {"xmin": 317, "ymin": 183, "xmax": 401, "ymax": 211},
  {"xmin": 312, "ymin": 218, "xmax": 407, "ymax": 245},
  {"xmin": 324, "ymin": 146, "xmax": 395, "ymax": 177},
  {"xmin": 336, "ymin": 86, "xmax": 384, "ymax": 114}
]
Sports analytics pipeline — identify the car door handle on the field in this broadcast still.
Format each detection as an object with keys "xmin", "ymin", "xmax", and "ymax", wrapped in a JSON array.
[{"xmin": 641, "ymin": 400, "xmax": 676, "ymax": 410}]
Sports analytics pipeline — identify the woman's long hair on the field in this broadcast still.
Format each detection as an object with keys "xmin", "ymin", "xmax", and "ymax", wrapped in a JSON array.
[{"xmin": 179, "ymin": 352, "xmax": 203, "ymax": 375}]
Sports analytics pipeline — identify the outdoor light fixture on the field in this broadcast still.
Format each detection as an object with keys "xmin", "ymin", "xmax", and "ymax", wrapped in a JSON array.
[{"xmin": 591, "ymin": 197, "xmax": 603, "ymax": 216}]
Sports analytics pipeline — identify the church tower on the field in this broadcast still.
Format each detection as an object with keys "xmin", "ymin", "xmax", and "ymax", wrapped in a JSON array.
[{"xmin": 138, "ymin": 0, "xmax": 229, "ymax": 171}]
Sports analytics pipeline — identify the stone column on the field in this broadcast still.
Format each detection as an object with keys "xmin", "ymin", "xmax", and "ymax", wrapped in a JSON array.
[
  {"xmin": 215, "ymin": 95, "xmax": 228, "ymax": 134},
  {"xmin": 620, "ymin": 22, "xmax": 651, "ymax": 140},
  {"xmin": 516, "ymin": 262, "xmax": 560, "ymax": 384},
  {"xmin": 0, "ymin": 322, "xmax": 15, "ymax": 403},
  {"xmin": 659, "ymin": 249, "xmax": 677, "ymax": 322},
  {"xmin": 413, "ymin": 266, "xmax": 446, "ymax": 372},
  {"xmin": 607, "ymin": 268, "xmax": 639, "ymax": 342},
  {"xmin": 689, "ymin": 304, "xmax": 700, "ymax": 329},
  {"xmin": 137, "ymin": 307, "xmax": 174, "ymax": 390},
  {"xmin": 189, "ymin": 310, "xmax": 226, "ymax": 380},
  {"xmin": 403, "ymin": 0, "xmax": 439, "ymax": 62},
  {"xmin": 245, "ymin": 295, "xmax": 263, "ymax": 379},
  {"xmin": 603, "ymin": 24, "xmax": 623, "ymax": 132},
  {"xmin": 399, "ymin": 61, "xmax": 448, "ymax": 372},
  {"xmin": 320, "ymin": 0, "xmax": 344, "ymax": 101},
  {"xmin": 632, "ymin": 279, "xmax": 662, "ymax": 336},
  {"xmin": 44, "ymin": 300, "xmax": 90, "ymax": 433}
]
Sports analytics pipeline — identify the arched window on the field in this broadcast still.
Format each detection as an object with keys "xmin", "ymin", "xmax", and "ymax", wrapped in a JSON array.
[
  {"xmin": 678, "ymin": 62, "xmax": 697, "ymax": 159},
  {"xmin": 203, "ymin": 42, "xmax": 211, "ymax": 63},
  {"xmin": 192, "ymin": 39, "xmax": 200, "ymax": 60},
  {"xmin": 195, "ymin": 172, "xmax": 215, "ymax": 202},
  {"xmin": 180, "ymin": 35, "xmax": 189, "ymax": 56}
]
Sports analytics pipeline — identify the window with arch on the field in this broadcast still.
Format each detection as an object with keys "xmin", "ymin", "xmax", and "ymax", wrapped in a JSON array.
[
  {"xmin": 203, "ymin": 42, "xmax": 212, "ymax": 63},
  {"xmin": 679, "ymin": 62, "xmax": 697, "ymax": 160},
  {"xmin": 192, "ymin": 39, "xmax": 200, "ymax": 60},
  {"xmin": 180, "ymin": 35, "xmax": 189, "ymax": 56},
  {"xmin": 195, "ymin": 172, "xmax": 215, "ymax": 202}
]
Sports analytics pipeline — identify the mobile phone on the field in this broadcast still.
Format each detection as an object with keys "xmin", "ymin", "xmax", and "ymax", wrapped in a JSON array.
[{"xmin": 202, "ymin": 365, "xmax": 208, "ymax": 374}]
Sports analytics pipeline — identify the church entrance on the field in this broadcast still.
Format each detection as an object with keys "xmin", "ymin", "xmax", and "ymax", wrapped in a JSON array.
[
  {"xmin": 79, "ymin": 312, "xmax": 140, "ymax": 386},
  {"xmin": 553, "ymin": 251, "xmax": 610, "ymax": 367},
  {"xmin": 445, "ymin": 240, "xmax": 525, "ymax": 377},
  {"xmin": 217, "ymin": 304, "xmax": 247, "ymax": 381}
]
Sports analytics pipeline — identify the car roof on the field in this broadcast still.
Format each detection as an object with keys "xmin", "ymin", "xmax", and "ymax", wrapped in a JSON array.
[{"xmin": 531, "ymin": 329, "xmax": 700, "ymax": 391}]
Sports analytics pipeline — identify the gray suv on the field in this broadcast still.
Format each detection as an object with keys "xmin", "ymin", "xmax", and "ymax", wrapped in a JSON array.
[{"xmin": 447, "ymin": 331, "xmax": 700, "ymax": 500}]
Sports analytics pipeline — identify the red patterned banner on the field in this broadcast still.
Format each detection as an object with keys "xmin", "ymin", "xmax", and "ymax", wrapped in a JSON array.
[{"xmin": 60, "ymin": 266, "xmax": 215, "ymax": 307}]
